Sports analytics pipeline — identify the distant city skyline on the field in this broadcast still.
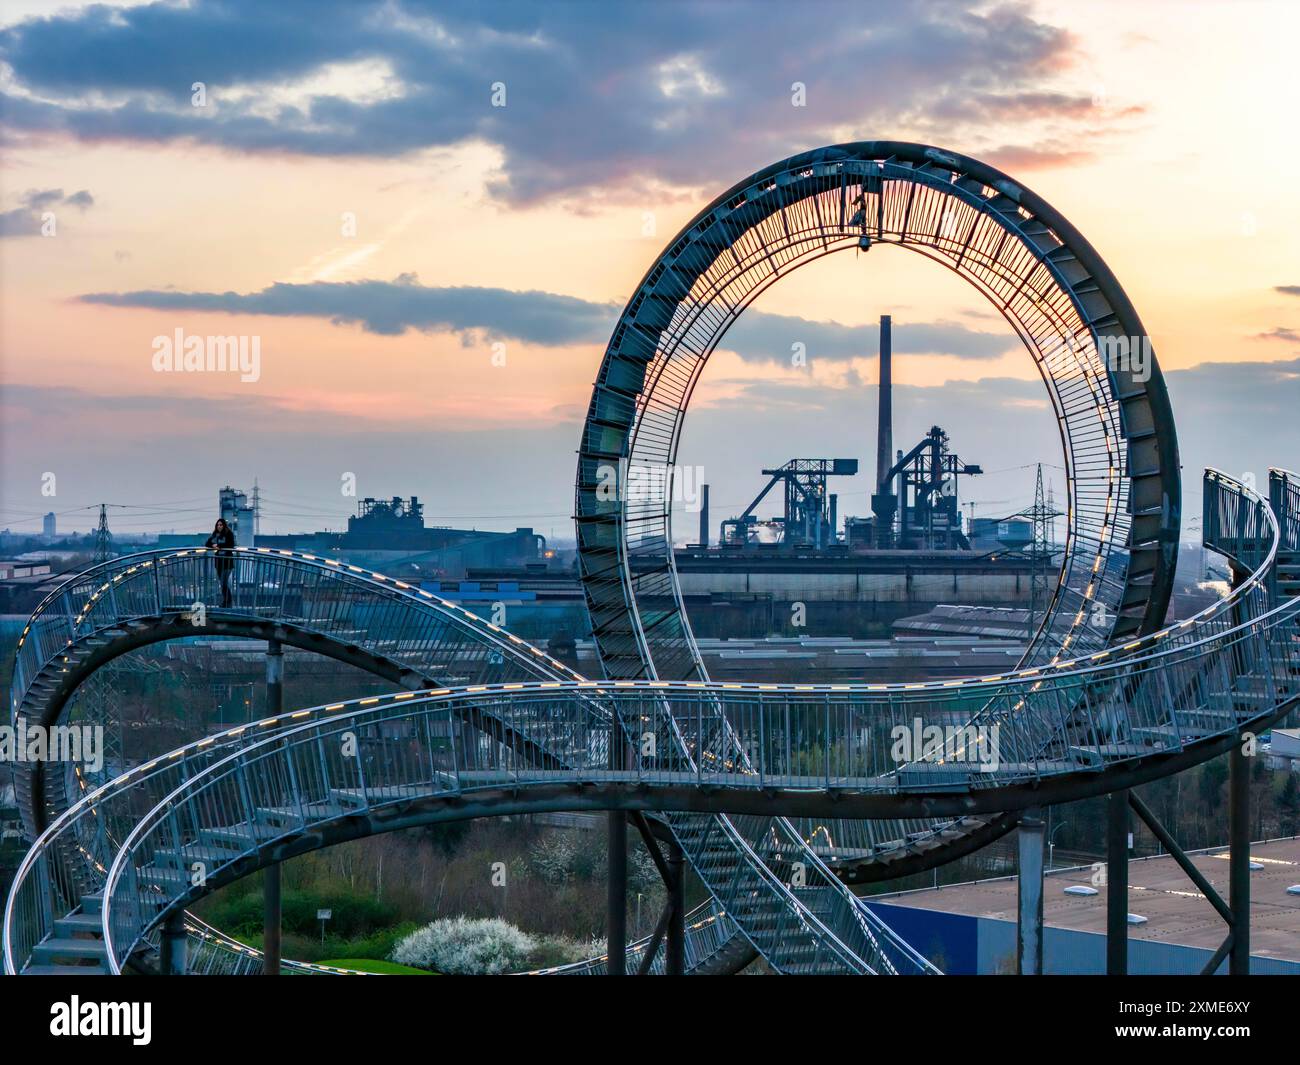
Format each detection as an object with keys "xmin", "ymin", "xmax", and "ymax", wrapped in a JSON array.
[{"xmin": 3, "ymin": 0, "xmax": 1298, "ymax": 541}]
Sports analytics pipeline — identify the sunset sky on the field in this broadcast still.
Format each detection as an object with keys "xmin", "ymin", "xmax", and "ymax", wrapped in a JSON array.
[{"xmin": 2, "ymin": 0, "xmax": 1298, "ymax": 541}]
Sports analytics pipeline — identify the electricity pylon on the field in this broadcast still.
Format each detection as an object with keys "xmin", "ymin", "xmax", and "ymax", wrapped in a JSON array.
[
  {"xmin": 1024, "ymin": 465, "xmax": 1062, "ymax": 640},
  {"xmin": 93, "ymin": 504, "xmax": 113, "ymax": 564}
]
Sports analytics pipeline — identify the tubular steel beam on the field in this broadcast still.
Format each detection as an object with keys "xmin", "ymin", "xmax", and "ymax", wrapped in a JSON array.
[
  {"xmin": 1128, "ymin": 791, "xmax": 1233, "ymax": 926},
  {"xmin": 1229, "ymin": 742, "xmax": 1251, "ymax": 974},
  {"xmin": 1200, "ymin": 933, "xmax": 1234, "ymax": 977},
  {"xmin": 635, "ymin": 908, "xmax": 670, "ymax": 976},
  {"xmin": 629, "ymin": 812, "xmax": 686, "ymax": 975},
  {"xmin": 1016, "ymin": 807, "xmax": 1044, "ymax": 975},
  {"xmin": 1107, "ymin": 789, "xmax": 1129, "ymax": 976},
  {"xmin": 263, "ymin": 865, "xmax": 282, "ymax": 976}
]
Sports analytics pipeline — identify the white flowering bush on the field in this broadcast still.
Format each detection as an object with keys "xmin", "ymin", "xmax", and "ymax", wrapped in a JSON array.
[
  {"xmin": 530, "ymin": 832, "xmax": 578, "ymax": 884},
  {"xmin": 389, "ymin": 916, "xmax": 537, "ymax": 974}
]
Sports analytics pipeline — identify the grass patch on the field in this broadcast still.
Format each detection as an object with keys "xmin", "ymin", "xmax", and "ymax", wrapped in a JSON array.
[{"xmin": 317, "ymin": 958, "xmax": 434, "ymax": 975}]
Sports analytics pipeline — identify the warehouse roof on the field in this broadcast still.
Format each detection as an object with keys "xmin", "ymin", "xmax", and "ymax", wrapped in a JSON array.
[{"xmin": 873, "ymin": 836, "xmax": 1300, "ymax": 962}]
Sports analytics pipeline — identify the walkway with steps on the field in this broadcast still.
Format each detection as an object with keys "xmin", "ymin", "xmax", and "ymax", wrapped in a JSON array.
[
  {"xmin": 6, "ymin": 468, "xmax": 1299, "ymax": 976},
  {"xmin": 24, "ymin": 894, "xmax": 107, "ymax": 975}
]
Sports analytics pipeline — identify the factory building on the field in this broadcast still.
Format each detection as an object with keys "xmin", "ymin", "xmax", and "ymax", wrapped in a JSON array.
[
  {"xmin": 866, "ymin": 837, "xmax": 1300, "ymax": 975},
  {"xmin": 157, "ymin": 491, "xmax": 548, "ymax": 575},
  {"xmin": 664, "ymin": 315, "xmax": 1049, "ymax": 637}
]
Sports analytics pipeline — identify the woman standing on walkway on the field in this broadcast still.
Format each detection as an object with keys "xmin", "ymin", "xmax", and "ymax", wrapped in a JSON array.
[{"xmin": 206, "ymin": 517, "xmax": 236, "ymax": 607}]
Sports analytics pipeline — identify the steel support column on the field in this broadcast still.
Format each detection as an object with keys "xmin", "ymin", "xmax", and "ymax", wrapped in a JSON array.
[
  {"xmin": 608, "ymin": 811, "xmax": 627, "ymax": 976},
  {"xmin": 1229, "ymin": 741, "xmax": 1250, "ymax": 974},
  {"xmin": 265, "ymin": 637, "xmax": 283, "ymax": 715},
  {"xmin": 666, "ymin": 835, "xmax": 686, "ymax": 976},
  {"xmin": 159, "ymin": 909, "xmax": 187, "ymax": 975},
  {"xmin": 263, "ymin": 638, "xmax": 283, "ymax": 976},
  {"xmin": 1016, "ymin": 807, "xmax": 1044, "ymax": 975},
  {"xmin": 1107, "ymin": 788, "xmax": 1129, "ymax": 975},
  {"xmin": 629, "ymin": 813, "xmax": 686, "ymax": 975},
  {"xmin": 263, "ymin": 864, "xmax": 282, "ymax": 976},
  {"xmin": 607, "ymin": 696, "xmax": 629, "ymax": 975}
]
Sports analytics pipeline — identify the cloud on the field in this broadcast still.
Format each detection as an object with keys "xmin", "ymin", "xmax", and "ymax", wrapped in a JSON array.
[
  {"xmin": 1163, "ymin": 357, "xmax": 1300, "ymax": 489},
  {"xmin": 0, "ymin": 186, "xmax": 93, "ymax": 237},
  {"xmin": 0, "ymin": 0, "xmax": 1094, "ymax": 204},
  {"xmin": 983, "ymin": 143, "xmax": 1094, "ymax": 171},
  {"xmin": 1253, "ymin": 326, "xmax": 1300, "ymax": 344},
  {"xmin": 697, "ymin": 357, "xmax": 1300, "ymax": 520},
  {"xmin": 1164, "ymin": 356, "xmax": 1300, "ymax": 414},
  {"xmin": 77, "ymin": 275, "xmax": 1015, "ymax": 359},
  {"xmin": 1276, "ymin": 286, "xmax": 1300, "ymax": 297},
  {"xmin": 13, "ymin": 355, "xmax": 1293, "ymax": 536},
  {"xmin": 723, "ymin": 311, "xmax": 1013, "ymax": 361},
  {"xmin": 6, "ymin": 356, "xmax": 1296, "ymax": 535},
  {"xmin": 78, "ymin": 276, "xmax": 620, "ymax": 342}
]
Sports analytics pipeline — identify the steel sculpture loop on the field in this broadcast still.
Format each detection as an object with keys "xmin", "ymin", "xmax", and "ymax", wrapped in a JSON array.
[{"xmin": 5, "ymin": 144, "xmax": 1296, "ymax": 977}]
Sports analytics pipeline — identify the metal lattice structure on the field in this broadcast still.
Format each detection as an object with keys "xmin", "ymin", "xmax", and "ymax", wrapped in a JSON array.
[
  {"xmin": 4, "ymin": 145, "xmax": 1297, "ymax": 978},
  {"xmin": 576, "ymin": 142, "xmax": 1179, "ymax": 681},
  {"xmin": 4, "ymin": 468, "xmax": 1298, "ymax": 976},
  {"xmin": 573, "ymin": 141, "xmax": 1182, "ymax": 910}
]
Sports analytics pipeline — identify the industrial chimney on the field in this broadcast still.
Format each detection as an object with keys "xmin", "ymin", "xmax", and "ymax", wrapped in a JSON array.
[
  {"xmin": 875, "ymin": 314, "xmax": 892, "ymax": 494},
  {"xmin": 871, "ymin": 315, "xmax": 897, "ymax": 547}
]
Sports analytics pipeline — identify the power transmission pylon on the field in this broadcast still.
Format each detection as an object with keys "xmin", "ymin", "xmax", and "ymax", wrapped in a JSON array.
[
  {"xmin": 251, "ymin": 478, "xmax": 261, "ymax": 548},
  {"xmin": 93, "ymin": 504, "xmax": 113, "ymax": 563},
  {"xmin": 1025, "ymin": 465, "xmax": 1062, "ymax": 640}
]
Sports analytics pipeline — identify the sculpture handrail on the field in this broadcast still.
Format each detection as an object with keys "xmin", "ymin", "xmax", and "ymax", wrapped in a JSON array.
[
  {"xmin": 180, "ymin": 914, "xmax": 375, "ymax": 975},
  {"xmin": 10, "ymin": 571, "xmax": 1296, "ymax": 975},
  {"xmin": 8, "ymin": 471, "xmax": 1296, "ymax": 976},
  {"xmin": 6, "ymin": 545, "xmax": 780, "ymax": 976},
  {"xmin": 527, "ymin": 899, "xmax": 730, "ymax": 975},
  {"xmin": 97, "ymin": 529, "xmax": 1300, "ymax": 976},
  {"xmin": 1272, "ymin": 469, "xmax": 1300, "ymax": 552},
  {"xmin": 95, "ymin": 685, "xmax": 939, "ymax": 975},
  {"xmin": 11, "ymin": 591, "xmax": 1296, "ymax": 972},
  {"xmin": 12, "ymin": 538, "xmax": 1300, "ymax": 972},
  {"xmin": 13, "ymin": 499, "xmax": 1277, "ymax": 757},
  {"xmin": 10, "ymin": 546, "xmax": 585, "ymax": 724},
  {"xmin": 1204, "ymin": 467, "xmax": 1276, "ymax": 578},
  {"xmin": 4, "ymin": 544, "xmax": 605, "ymax": 975}
]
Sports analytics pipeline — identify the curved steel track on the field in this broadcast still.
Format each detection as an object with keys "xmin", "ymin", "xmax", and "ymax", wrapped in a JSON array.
[{"xmin": 4, "ymin": 144, "xmax": 1294, "ymax": 976}]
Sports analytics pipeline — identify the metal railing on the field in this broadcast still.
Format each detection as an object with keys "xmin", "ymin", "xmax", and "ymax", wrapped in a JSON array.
[
  {"xmin": 8, "ymin": 470, "xmax": 1298, "ymax": 975},
  {"xmin": 11, "ymin": 546, "xmax": 584, "ymax": 729},
  {"xmin": 4, "ymin": 547, "xmax": 789, "ymax": 974},
  {"xmin": 92, "ymin": 683, "xmax": 949, "ymax": 975}
]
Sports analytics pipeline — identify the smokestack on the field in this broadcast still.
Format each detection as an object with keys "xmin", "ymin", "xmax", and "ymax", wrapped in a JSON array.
[
  {"xmin": 699, "ymin": 483, "xmax": 710, "ymax": 547},
  {"xmin": 876, "ymin": 314, "xmax": 892, "ymax": 495},
  {"xmin": 829, "ymin": 493, "xmax": 838, "ymax": 544}
]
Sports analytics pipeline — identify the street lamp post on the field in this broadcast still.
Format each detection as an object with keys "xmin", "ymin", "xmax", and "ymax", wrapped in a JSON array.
[{"xmin": 1049, "ymin": 820, "xmax": 1070, "ymax": 870}]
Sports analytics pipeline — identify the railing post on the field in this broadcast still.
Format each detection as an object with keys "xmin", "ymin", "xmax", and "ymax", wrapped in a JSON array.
[
  {"xmin": 1016, "ymin": 806, "xmax": 1045, "ymax": 975},
  {"xmin": 1106, "ymin": 788, "xmax": 1129, "ymax": 975},
  {"xmin": 1229, "ymin": 739, "xmax": 1250, "ymax": 974}
]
